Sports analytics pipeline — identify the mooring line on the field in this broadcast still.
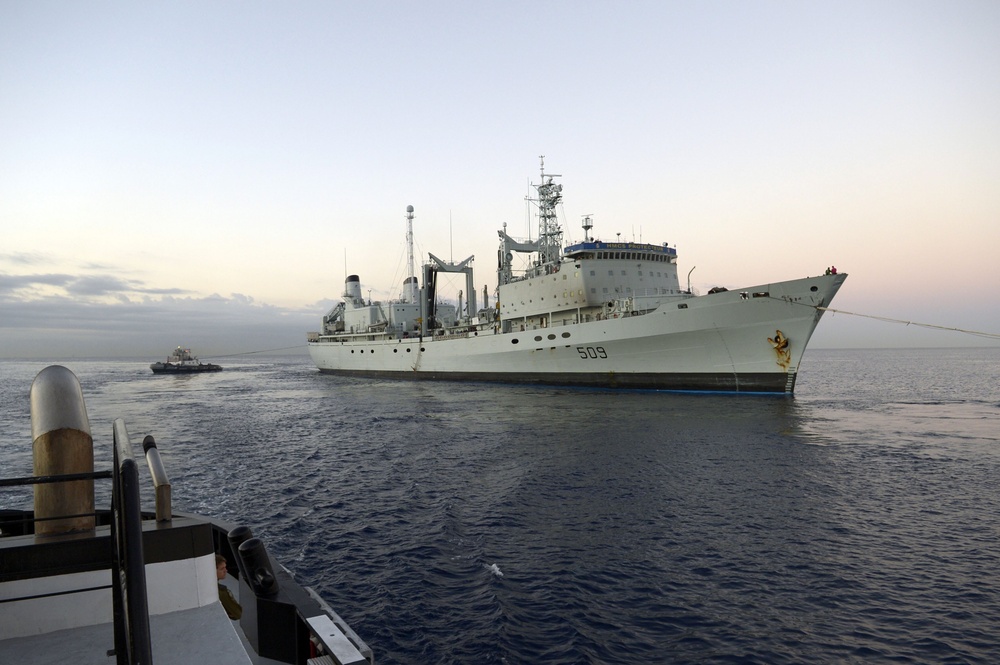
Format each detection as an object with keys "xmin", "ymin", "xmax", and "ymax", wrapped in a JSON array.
[
  {"xmin": 203, "ymin": 345, "xmax": 308, "ymax": 359},
  {"xmin": 816, "ymin": 307, "xmax": 1000, "ymax": 340}
]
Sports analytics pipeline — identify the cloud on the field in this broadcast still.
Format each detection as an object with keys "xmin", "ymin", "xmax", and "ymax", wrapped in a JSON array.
[
  {"xmin": 64, "ymin": 275, "xmax": 138, "ymax": 296},
  {"xmin": 0, "ymin": 261, "xmax": 326, "ymax": 357},
  {"xmin": 0, "ymin": 273, "xmax": 74, "ymax": 291},
  {"xmin": 0, "ymin": 271, "xmax": 192, "ymax": 298},
  {"xmin": 0, "ymin": 252, "xmax": 47, "ymax": 266},
  {"xmin": 0, "ymin": 291, "xmax": 319, "ymax": 359}
]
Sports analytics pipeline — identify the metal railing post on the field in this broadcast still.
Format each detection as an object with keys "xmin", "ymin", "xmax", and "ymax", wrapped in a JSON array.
[{"xmin": 142, "ymin": 435, "xmax": 172, "ymax": 522}]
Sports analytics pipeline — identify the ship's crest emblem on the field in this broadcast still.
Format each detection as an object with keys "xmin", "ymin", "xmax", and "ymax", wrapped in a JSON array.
[{"xmin": 768, "ymin": 330, "xmax": 791, "ymax": 371}]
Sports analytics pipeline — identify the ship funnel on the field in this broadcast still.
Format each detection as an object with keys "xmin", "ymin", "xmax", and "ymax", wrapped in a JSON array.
[
  {"xmin": 403, "ymin": 275, "xmax": 419, "ymax": 303},
  {"xmin": 30, "ymin": 365, "xmax": 95, "ymax": 535},
  {"xmin": 344, "ymin": 274, "xmax": 363, "ymax": 302}
]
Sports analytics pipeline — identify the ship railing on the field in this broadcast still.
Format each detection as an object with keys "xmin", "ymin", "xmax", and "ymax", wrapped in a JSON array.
[
  {"xmin": 111, "ymin": 418, "xmax": 154, "ymax": 665},
  {"xmin": 0, "ymin": 458, "xmax": 153, "ymax": 665}
]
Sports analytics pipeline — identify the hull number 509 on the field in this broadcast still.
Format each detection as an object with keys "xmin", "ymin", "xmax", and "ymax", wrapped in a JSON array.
[{"xmin": 576, "ymin": 346, "xmax": 608, "ymax": 359}]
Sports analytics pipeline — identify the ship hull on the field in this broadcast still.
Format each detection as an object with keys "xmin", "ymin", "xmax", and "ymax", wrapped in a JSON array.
[
  {"xmin": 150, "ymin": 363, "xmax": 222, "ymax": 373},
  {"xmin": 309, "ymin": 273, "xmax": 846, "ymax": 393}
]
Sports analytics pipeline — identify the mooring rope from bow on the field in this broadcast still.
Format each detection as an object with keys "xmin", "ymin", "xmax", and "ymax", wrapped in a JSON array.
[{"xmin": 816, "ymin": 307, "xmax": 1000, "ymax": 341}]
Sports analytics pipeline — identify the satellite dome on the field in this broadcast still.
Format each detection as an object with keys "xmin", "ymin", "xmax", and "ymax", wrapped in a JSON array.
[{"xmin": 406, "ymin": 205, "xmax": 414, "ymax": 213}]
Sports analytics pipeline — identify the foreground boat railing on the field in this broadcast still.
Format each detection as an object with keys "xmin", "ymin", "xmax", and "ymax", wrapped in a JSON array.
[
  {"xmin": 0, "ymin": 366, "xmax": 153, "ymax": 665},
  {"xmin": 111, "ymin": 418, "xmax": 154, "ymax": 665},
  {"xmin": 1, "ymin": 366, "xmax": 373, "ymax": 665}
]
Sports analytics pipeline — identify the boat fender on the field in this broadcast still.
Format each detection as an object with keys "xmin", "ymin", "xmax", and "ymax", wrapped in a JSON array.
[{"xmin": 238, "ymin": 537, "xmax": 280, "ymax": 597}]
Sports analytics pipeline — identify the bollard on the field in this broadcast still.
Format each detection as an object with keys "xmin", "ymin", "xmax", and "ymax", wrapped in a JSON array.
[{"xmin": 30, "ymin": 365, "xmax": 95, "ymax": 535}]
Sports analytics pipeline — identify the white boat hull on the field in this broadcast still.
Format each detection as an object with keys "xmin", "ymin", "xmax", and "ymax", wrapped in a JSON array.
[{"xmin": 308, "ymin": 273, "xmax": 846, "ymax": 393}]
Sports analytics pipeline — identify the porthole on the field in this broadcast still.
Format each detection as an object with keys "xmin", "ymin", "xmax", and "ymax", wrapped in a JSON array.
[
  {"xmin": 406, "ymin": 348, "xmax": 412, "ymax": 352},
  {"xmin": 511, "ymin": 338, "xmax": 520, "ymax": 345},
  {"xmin": 561, "ymin": 332, "xmax": 571, "ymax": 338},
  {"xmin": 534, "ymin": 335, "xmax": 543, "ymax": 342},
  {"xmin": 547, "ymin": 334, "xmax": 556, "ymax": 340},
  {"xmin": 810, "ymin": 286, "xmax": 818, "ymax": 292}
]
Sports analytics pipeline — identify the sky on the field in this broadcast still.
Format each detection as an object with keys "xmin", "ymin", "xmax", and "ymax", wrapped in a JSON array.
[{"xmin": 2, "ymin": 1, "xmax": 999, "ymax": 359}]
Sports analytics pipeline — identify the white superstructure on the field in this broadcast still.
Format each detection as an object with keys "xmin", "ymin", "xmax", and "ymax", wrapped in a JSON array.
[{"xmin": 307, "ymin": 159, "xmax": 846, "ymax": 393}]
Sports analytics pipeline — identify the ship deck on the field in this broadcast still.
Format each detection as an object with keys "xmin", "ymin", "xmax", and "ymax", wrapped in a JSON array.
[{"xmin": 0, "ymin": 602, "xmax": 257, "ymax": 665}]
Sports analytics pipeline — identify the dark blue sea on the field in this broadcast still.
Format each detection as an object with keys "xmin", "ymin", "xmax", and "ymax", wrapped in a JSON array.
[{"xmin": 2, "ymin": 348, "xmax": 999, "ymax": 664}]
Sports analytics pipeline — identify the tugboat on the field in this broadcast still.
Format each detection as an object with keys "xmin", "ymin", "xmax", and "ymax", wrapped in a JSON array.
[
  {"xmin": 150, "ymin": 346, "xmax": 222, "ymax": 374},
  {"xmin": 0, "ymin": 365, "xmax": 372, "ymax": 665}
]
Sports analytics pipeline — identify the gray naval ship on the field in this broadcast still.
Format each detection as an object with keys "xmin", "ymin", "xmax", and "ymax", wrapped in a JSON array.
[{"xmin": 308, "ymin": 158, "xmax": 847, "ymax": 394}]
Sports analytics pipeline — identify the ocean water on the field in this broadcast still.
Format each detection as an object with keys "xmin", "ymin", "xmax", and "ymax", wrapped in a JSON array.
[{"xmin": 2, "ymin": 348, "xmax": 999, "ymax": 664}]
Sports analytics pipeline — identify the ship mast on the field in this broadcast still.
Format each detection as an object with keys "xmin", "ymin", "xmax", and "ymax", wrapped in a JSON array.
[
  {"xmin": 529, "ymin": 155, "xmax": 563, "ymax": 265},
  {"xmin": 405, "ymin": 205, "xmax": 417, "ymax": 303}
]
